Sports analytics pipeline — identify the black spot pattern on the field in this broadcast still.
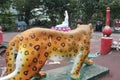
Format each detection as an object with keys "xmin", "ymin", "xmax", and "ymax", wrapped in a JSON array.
[
  {"xmin": 28, "ymin": 64, "xmax": 31, "ymax": 67},
  {"xmin": 80, "ymin": 46, "xmax": 84, "ymax": 51},
  {"xmin": 68, "ymin": 48, "xmax": 72, "ymax": 52},
  {"xmin": 11, "ymin": 52, "xmax": 13, "ymax": 55},
  {"xmin": 9, "ymin": 69, "xmax": 12, "ymax": 72},
  {"xmin": 29, "ymin": 33, "xmax": 35, "ymax": 39},
  {"xmin": 73, "ymin": 54, "xmax": 76, "ymax": 56},
  {"xmin": 26, "ymin": 59, "xmax": 29, "ymax": 61},
  {"xmin": 29, "ymin": 43, "xmax": 33, "ymax": 47},
  {"xmin": 22, "ymin": 64, "xmax": 24, "ymax": 67},
  {"xmin": 11, "ymin": 42, "xmax": 15, "ymax": 46},
  {"xmin": 85, "ymin": 46, "xmax": 89, "ymax": 50},
  {"xmin": 35, "ymin": 38, "xmax": 39, "ymax": 41},
  {"xmin": 87, "ymin": 42, "xmax": 90, "ymax": 45},
  {"xmin": 23, "ymin": 44, "xmax": 27, "ymax": 48},
  {"xmin": 69, "ymin": 35, "xmax": 73, "ymax": 38},
  {"xmin": 84, "ymin": 40, "xmax": 87, "ymax": 44},
  {"xmin": 32, "ymin": 58, "xmax": 38, "ymax": 63},
  {"xmin": 41, "ymin": 32, "xmax": 46, "ymax": 35},
  {"xmin": 19, "ymin": 36, "xmax": 24, "ymax": 41},
  {"xmin": 53, "ymin": 47, "xmax": 57, "ymax": 51},
  {"xmin": 19, "ymin": 77, "xmax": 22, "ymax": 80},
  {"xmin": 6, "ymin": 52, "xmax": 9, "ymax": 56},
  {"xmin": 44, "ymin": 52, "xmax": 49, "ymax": 57},
  {"xmin": 9, "ymin": 58, "xmax": 12, "ymax": 60},
  {"xmin": 39, "ymin": 60, "xmax": 43, "ymax": 64},
  {"xmin": 44, "ymin": 46, "xmax": 47, "ymax": 49},
  {"xmin": 48, "ymin": 42, "xmax": 51, "ymax": 47},
  {"xmin": 69, "ymin": 54, "xmax": 72, "ymax": 57},
  {"xmin": 74, "ymin": 49, "xmax": 78, "ymax": 53},
  {"xmin": 61, "ymin": 42, "xmax": 65, "ymax": 47},
  {"xmin": 24, "ymin": 71, "xmax": 29, "ymax": 75},
  {"xmin": 34, "ymin": 45, "xmax": 40, "ymax": 51},
  {"xmin": 72, "ymin": 41, "xmax": 76, "ymax": 46},
  {"xmin": 59, "ymin": 49, "xmax": 63, "ymax": 52},
  {"xmin": 10, "ymin": 48, "xmax": 13, "ymax": 50},
  {"xmin": 56, "ymin": 36, "xmax": 61, "ymax": 41},
  {"xmin": 8, "ymin": 64, "xmax": 12, "ymax": 67},
  {"xmin": 24, "ymin": 50, "xmax": 29, "ymax": 55},
  {"xmin": 31, "ymin": 51, "xmax": 35, "ymax": 55},
  {"xmin": 76, "ymin": 70, "xmax": 79, "ymax": 74},
  {"xmin": 17, "ymin": 71, "xmax": 20, "ymax": 74},
  {"xmin": 53, "ymin": 54, "xmax": 57, "ymax": 57},
  {"xmin": 32, "ymin": 66, "xmax": 37, "ymax": 71}
]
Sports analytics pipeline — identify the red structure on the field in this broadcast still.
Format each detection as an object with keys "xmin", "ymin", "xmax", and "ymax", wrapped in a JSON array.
[
  {"xmin": 102, "ymin": 7, "xmax": 112, "ymax": 37},
  {"xmin": 105, "ymin": 7, "xmax": 110, "ymax": 26},
  {"xmin": 102, "ymin": 26, "xmax": 112, "ymax": 37},
  {"xmin": 100, "ymin": 37, "xmax": 112, "ymax": 55},
  {"xmin": 100, "ymin": 7, "xmax": 113, "ymax": 55},
  {"xmin": 0, "ymin": 26, "xmax": 4, "ymax": 44}
]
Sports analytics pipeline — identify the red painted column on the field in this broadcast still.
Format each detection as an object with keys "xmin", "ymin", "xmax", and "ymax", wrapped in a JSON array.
[
  {"xmin": 105, "ymin": 7, "xmax": 110, "ymax": 26},
  {"xmin": 0, "ymin": 26, "xmax": 4, "ymax": 44},
  {"xmin": 100, "ymin": 37, "xmax": 113, "ymax": 55},
  {"xmin": 100, "ymin": 7, "xmax": 113, "ymax": 55},
  {"xmin": 102, "ymin": 7, "xmax": 112, "ymax": 37}
]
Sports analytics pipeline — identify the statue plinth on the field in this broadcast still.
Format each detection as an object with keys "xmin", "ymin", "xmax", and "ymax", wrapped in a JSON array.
[{"xmin": 31, "ymin": 64, "xmax": 109, "ymax": 80}]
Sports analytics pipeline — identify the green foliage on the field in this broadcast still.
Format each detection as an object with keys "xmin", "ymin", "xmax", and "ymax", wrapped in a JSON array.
[
  {"xmin": 12, "ymin": 0, "xmax": 41, "ymax": 25},
  {"xmin": 0, "ymin": 11, "xmax": 16, "ymax": 31},
  {"xmin": 0, "ymin": 12, "xmax": 15, "ymax": 23},
  {"xmin": 109, "ymin": 0, "xmax": 120, "ymax": 19},
  {"xmin": 1, "ymin": 0, "xmax": 120, "ymax": 29},
  {"xmin": 43, "ymin": 0, "xmax": 71, "ymax": 25},
  {"xmin": 77, "ymin": 0, "xmax": 100, "ymax": 23},
  {"xmin": 0, "ymin": 0, "xmax": 11, "ymax": 12}
]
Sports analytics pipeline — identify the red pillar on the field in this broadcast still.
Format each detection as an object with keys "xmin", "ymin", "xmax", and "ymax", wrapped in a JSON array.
[
  {"xmin": 100, "ymin": 37, "xmax": 113, "ymax": 55},
  {"xmin": 105, "ymin": 7, "xmax": 110, "ymax": 26},
  {"xmin": 102, "ymin": 7, "xmax": 112, "ymax": 37},
  {"xmin": 0, "ymin": 26, "xmax": 4, "ymax": 44},
  {"xmin": 100, "ymin": 7, "xmax": 113, "ymax": 55}
]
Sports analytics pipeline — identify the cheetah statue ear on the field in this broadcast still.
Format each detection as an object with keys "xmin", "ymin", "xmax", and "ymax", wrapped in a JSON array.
[
  {"xmin": 88, "ymin": 23, "xmax": 93, "ymax": 30},
  {"xmin": 88, "ymin": 23, "xmax": 93, "ymax": 31}
]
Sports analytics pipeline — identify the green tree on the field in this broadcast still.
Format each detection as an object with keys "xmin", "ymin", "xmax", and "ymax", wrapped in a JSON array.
[
  {"xmin": 76, "ymin": 0, "xmax": 101, "ymax": 23},
  {"xmin": 0, "ymin": 0, "xmax": 11, "ymax": 12},
  {"xmin": 109, "ymin": 0, "xmax": 120, "ymax": 19},
  {"xmin": 11, "ymin": 0, "xmax": 120, "ymax": 28},
  {"xmin": 42, "ymin": 0, "xmax": 79, "ymax": 28},
  {"xmin": 12, "ymin": 0, "xmax": 41, "ymax": 25},
  {"xmin": 0, "ymin": 0, "xmax": 16, "ymax": 31},
  {"xmin": 43, "ymin": 0, "xmax": 71, "ymax": 26}
]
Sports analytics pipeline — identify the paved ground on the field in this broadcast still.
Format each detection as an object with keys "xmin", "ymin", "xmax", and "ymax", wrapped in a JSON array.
[{"xmin": 0, "ymin": 31, "xmax": 120, "ymax": 80}]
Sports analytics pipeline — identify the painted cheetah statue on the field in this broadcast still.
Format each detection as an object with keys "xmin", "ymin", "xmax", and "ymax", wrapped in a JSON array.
[{"xmin": 0, "ymin": 23, "xmax": 93, "ymax": 80}]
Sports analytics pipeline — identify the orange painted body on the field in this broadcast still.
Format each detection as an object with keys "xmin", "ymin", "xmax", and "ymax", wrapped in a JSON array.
[{"xmin": 0, "ymin": 24, "xmax": 93, "ymax": 80}]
